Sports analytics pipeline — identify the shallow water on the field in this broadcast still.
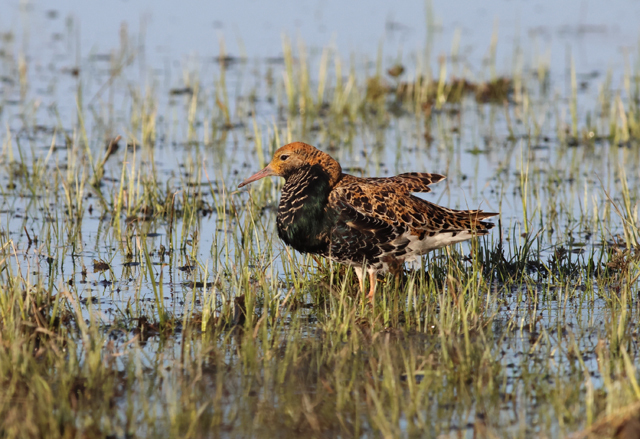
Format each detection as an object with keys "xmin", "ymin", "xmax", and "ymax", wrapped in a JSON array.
[{"xmin": 1, "ymin": 1, "xmax": 640, "ymax": 437}]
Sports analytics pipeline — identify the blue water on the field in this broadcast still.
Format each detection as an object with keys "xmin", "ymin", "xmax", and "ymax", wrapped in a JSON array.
[{"xmin": 5, "ymin": 0, "xmax": 639, "ymax": 70}]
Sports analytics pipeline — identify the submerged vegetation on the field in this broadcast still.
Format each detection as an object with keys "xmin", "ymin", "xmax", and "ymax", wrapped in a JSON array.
[{"xmin": 0, "ymin": 9, "xmax": 640, "ymax": 439}]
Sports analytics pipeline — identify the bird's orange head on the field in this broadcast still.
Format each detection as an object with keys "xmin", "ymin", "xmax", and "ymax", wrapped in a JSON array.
[{"xmin": 238, "ymin": 142, "xmax": 342, "ymax": 188}]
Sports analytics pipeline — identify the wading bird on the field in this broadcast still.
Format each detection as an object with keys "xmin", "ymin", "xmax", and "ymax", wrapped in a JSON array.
[{"xmin": 239, "ymin": 142, "xmax": 497, "ymax": 303}]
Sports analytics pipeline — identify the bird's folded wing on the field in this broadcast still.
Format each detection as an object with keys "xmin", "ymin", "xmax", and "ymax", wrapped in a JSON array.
[
  {"xmin": 366, "ymin": 172, "xmax": 446, "ymax": 193},
  {"xmin": 330, "ymin": 180, "xmax": 423, "ymax": 230},
  {"xmin": 331, "ymin": 178, "xmax": 496, "ymax": 234}
]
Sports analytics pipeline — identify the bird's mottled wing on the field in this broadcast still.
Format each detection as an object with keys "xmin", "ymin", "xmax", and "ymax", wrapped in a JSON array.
[
  {"xmin": 331, "ymin": 175, "xmax": 496, "ymax": 235},
  {"xmin": 331, "ymin": 175, "xmax": 439, "ymax": 230},
  {"xmin": 366, "ymin": 172, "xmax": 446, "ymax": 193}
]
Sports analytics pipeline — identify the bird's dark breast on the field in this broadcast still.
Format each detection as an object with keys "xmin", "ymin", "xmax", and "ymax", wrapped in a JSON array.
[{"xmin": 276, "ymin": 164, "xmax": 335, "ymax": 255}]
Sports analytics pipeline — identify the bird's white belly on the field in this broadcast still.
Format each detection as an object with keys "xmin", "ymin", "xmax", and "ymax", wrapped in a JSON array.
[{"xmin": 403, "ymin": 230, "xmax": 475, "ymax": 259}]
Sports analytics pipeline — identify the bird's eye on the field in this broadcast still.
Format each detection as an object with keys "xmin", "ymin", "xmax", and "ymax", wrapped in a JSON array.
[{"xmin": 280, "ymin": 154, "xmax": 289, "ymax": 161}]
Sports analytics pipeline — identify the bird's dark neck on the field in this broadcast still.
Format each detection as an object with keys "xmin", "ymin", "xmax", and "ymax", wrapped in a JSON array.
[{"xmin": 277, "ymin": 164, "xmax": 336, "ymax": 254}]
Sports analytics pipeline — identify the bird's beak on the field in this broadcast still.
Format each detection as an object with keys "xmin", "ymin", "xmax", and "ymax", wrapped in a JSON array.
[{"xmin": 238, "ymin": 164, "xmax": 277, "ymax": 188}]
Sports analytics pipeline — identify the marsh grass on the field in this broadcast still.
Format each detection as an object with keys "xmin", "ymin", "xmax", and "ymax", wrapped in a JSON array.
[{"xmin": 0, "ymin": 16, "xmax": 640, "ymax": 439}]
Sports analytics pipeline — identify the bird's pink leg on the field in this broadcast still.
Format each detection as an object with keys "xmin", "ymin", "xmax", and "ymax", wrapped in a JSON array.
[
  {"xmin": 366, "ymin": 271, "xmax": 377, "ymax": 303},
  {"xmin": 354, "ymin": 267, "xmax": 365, "ymax": 293}
]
